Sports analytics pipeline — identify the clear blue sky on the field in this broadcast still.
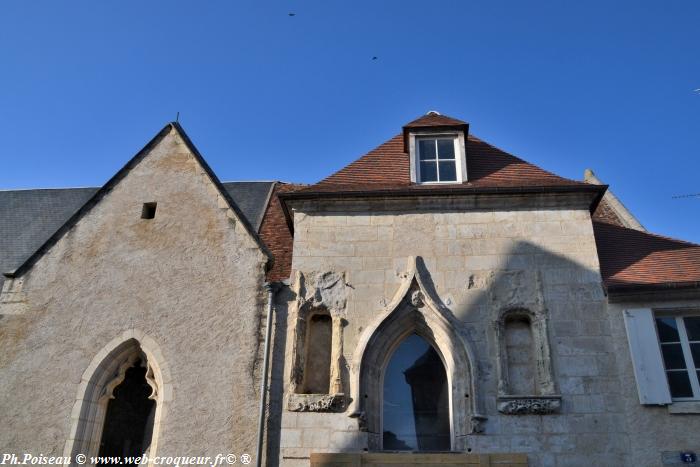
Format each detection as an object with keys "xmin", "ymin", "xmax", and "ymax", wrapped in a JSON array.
[{"xmin": 1, "ymin": 1, "xmax": 699, "ymax": 241}]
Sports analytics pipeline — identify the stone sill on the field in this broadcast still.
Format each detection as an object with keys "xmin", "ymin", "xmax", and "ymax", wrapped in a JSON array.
[
  {"xmin": 497, "ymin": 395, "xmax": 562, "ymax": 415},
  {"xmin": 287, "ymin": 393, "xmax": 346, "ymax": 412},
  {"xmin": 668, "ymin": 401, "xmax": 700, "ymax": 414}
]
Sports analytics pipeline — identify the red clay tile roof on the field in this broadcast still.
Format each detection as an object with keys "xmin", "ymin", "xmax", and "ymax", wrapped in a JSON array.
[
  {"xmin": 403, "ymin": 112, "xmax": 468, "ymax": 128},
  {"xmin": 302, "ymin": 133, "xmax": 588, "ymax": 194},
  {"xmin": 258, "ymin": 182, "xmax": 307, "ymax": 282},
  {"xmin": 594, "ymin": 221, "xmax": 700, "ymax": 292}
]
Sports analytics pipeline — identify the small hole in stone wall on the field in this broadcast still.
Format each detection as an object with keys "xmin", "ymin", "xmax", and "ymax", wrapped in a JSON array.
[
  {"xmin": 465, "ymin": 393, "xmax": 469, "ymax": 398},
  {"xmin": 141, "ymin": 202, "xmax": 157, "ymax": 220},
  {"xmin": 467, "ymin": 448, "xmax": 472, "ymax": 453},
  {"xmin": 364, "ymin": 394, "xmax": 368, "ymax": 398}
]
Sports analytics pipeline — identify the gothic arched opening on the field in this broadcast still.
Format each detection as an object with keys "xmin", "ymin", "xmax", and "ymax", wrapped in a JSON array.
[
  {"xmin": 66, "ymin": 334, "xmax": 168, "ymax": 465},
  {"xmin": 383, "ymin": 334, "xmax": 450, "ymax": 451},
  {"xmin": 98, "ymin": 359, "xmax": 156, "ymax": 458}
]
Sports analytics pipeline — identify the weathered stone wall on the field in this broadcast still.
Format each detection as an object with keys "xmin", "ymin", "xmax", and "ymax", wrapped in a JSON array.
[
  {"xmin": 608, "ymin": 298, "xmax": 700, "ymax": 467},
  {"xmin": 0, "ymin": 128, "xmax": 268, "ymax": 459},
  {"xmin": 280, "ymin": 198, "xmax": 628, "ymax": 466}
]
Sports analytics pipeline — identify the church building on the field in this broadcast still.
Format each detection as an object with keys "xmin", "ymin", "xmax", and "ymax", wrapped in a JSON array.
[{"xmin": 2, "ymin": 112, "xmax": 699, "ymax": 466}]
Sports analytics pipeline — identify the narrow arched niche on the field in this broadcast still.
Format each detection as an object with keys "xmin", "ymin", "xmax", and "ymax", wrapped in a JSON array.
[
  {"xmin": 301, "ymin": 313, "xmax": 333, "ymax": 394},
  {"xmin": 504, "ymin": 315, "xmax": 536, "ymax": 395},
  {"xmin": 64, "ymin": 335, "xmax": 167, "ymax": 465},
  {"xmin": 495, "ymin": 308, "xmax": 561, "ymax": 415}
]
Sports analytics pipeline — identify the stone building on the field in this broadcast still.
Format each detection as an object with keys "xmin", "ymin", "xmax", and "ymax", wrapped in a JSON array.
[{"xmin": 1, "ymin": 112, "xmax": 700, "ymax": 467}]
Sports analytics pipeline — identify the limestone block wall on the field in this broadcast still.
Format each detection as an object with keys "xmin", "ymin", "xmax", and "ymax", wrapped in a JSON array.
[
  {"xmin": 280, "ymin": 200, "xmax": 628, "ymax": 467},
  {"xmin": 0, "ymin": 129, "xmax": 269, "ymax": 459},
  {"xmin": 608, "ymin": 298, "xmax": 700, "ymax": 467}
]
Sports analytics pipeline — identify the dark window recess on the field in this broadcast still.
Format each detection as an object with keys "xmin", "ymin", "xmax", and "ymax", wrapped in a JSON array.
[
  {"xmin": 98, "ymin": 360, "xmax": 156, "ymax": 460},
  {"xmin": 141, "ymin": 202, "xmax": 157, "ymax": 219}
]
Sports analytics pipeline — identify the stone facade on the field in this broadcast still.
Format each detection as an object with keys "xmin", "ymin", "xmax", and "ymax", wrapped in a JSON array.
[
  {"xmin": 2, "ymin": 119, "xmax": 700, "ymax": 467},
  {"xmin": 272, "ymin": 195, "xmax": 700, "ymax": 467}
]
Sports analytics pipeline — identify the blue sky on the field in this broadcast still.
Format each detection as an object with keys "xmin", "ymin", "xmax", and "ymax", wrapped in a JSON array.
[{"xmin": 1, "ymin": 1, "xmax": 699, "ymax": 241}]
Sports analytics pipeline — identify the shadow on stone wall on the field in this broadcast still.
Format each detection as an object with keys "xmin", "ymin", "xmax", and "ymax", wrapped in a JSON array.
[
  {"xmin": 265, "ymin": 286, "xmax": 294, "ymax": 466},
  {"xmin": 267, "ymin": 234, "xmax": 627, "ymax": 466}
]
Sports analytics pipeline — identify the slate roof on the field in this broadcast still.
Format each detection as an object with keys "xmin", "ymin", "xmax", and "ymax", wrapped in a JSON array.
[
  {"xmin": 0, "ymin": 188, "xmax": 97, "ymax": 290},
  {"xmin": 0, "ymin": 181, "xmax": 275, "ymax": 289}
]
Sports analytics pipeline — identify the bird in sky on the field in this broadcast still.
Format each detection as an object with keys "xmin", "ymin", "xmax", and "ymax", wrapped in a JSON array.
[
  {"xmin": 372, "ymin": 56, "xmax": 378, "ymax": 60},
  {"xmin": 288, "ymin": 12, "xmax": 296, "ymax": 16}
]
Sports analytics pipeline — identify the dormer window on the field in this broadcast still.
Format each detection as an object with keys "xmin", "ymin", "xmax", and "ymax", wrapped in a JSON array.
[
  {"xmin": 404, "ymin": 111, "xmax": 469, "ymax": 185},
  {"xmin": 417, "ymin": 137, "xmax": 458, "ymax": 183}
]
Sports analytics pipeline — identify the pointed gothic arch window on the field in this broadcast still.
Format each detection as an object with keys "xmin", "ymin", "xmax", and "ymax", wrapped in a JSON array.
[
  {"xmin": 351, "ymin": 257, "xmax": 485, "ymax": 451},
  {"xmin": 65, "ymin": 336, "xmax": 167, "ymax": 465},
  {"xmin": 383, "ymin": 334, "xmax": 450, "ymax": 451}
]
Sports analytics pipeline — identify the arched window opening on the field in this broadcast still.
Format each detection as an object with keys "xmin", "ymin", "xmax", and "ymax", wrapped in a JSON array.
[
  {"xmin": 504, "ymin": 316, "xmax": 536, "ymax": 395},
  {"xmin": 382, "ymin": 334, "xmax": 450, "ymax": 451},
  {"xmin": 301, "ymin": 314, "xmax": 332, "ymax": 394},
  {"xmin": 66, "ymin": 334, "xmax": 169, "ymax": 464},
  {"xmin": 99, "ymin": 359, "xmax": 156, "ymax": 458}
]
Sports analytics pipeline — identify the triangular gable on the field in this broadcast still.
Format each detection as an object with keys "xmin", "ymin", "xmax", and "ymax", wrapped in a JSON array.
[{"xmin": 4, "ymin": 123, "xmax": 272, "ymax": 279}]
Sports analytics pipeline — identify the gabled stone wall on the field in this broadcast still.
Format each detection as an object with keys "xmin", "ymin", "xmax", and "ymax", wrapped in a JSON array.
[{"xmin": 0, "ymin": 128, "xmax": 269, "ymax": 459}]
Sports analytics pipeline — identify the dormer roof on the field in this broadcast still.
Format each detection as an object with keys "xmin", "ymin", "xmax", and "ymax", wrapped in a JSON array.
[{"xmin": 403, "ymin": 111, "xmax": 468, "ymax": 128}]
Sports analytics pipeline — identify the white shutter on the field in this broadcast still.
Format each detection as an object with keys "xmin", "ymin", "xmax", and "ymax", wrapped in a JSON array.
[{"xmin": 623, "ymin": 308, "xmax": 672, "ymax": 405}]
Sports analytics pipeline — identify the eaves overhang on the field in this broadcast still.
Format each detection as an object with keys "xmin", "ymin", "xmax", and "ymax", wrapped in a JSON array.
[
  {"xmin": 606, "ymin": 281, "xmax": 700, "ymax": 303},
  {"xmin": 278, "ymin": 183, "xmax": 608, "ymax": 234}
]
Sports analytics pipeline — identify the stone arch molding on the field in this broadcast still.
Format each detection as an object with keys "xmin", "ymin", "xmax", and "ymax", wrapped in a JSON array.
[
  {"xmin": 63, "ymin": 330, "xmax": 172, "ymax": 467},
  {"xmin": 350, "ymin": 256, "xmax": 486, "ymax": 451}
]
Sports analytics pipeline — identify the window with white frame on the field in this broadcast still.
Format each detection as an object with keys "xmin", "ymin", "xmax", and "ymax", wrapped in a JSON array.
[
  {"xmin": 655, "ymin": 315, "xmax": 700, "ymax": 399},
  {"xmin": 416, "ymin": 137, "xmax": 459, "ymax": 183}
]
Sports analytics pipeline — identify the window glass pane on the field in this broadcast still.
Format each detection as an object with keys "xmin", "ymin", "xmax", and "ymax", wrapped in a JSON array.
[
  {"xmin": 418, "ymin": 139, "xmax": 436, "ymax": 160},
  {"xmin": 438, "ymin": 161, "xmax": 457, "ymax": 182},
  {"xmin": 656, "ymin": 318, "xmax": 680, "ymax": 342},
  {"xmin": 661, "ymin": 344, "xmax": 687, "ymax": 369},
  {"xmin": 420, "ymin": 161, "xmax": 438, "ymax": 182},
  {"xmin": 437, "ymin": 139, "xmax": 455, "ymax": 159},
  {"xmin": 383, "ymin": 334, "xmax": 450, "ymax": 451},
  {"xmin": 684, "ymin": 317, "xmax": 700, "ymax": 341},
  {"xmin": 691, "ymin": 343, "xmax": 700, "ymax": 369},
  {"xmin": 667, "ymin": 371, "xmax": 693, "ymax": 398}
]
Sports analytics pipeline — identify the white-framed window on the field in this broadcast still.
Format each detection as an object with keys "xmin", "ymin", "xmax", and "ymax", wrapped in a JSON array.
[
  {"xmin": 655, "ymin": 315, "xmax": 700, "ymax": 400},
  {"xmin": 409, "ymin": 133, "xmax": 467, "ymax": 184}
]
